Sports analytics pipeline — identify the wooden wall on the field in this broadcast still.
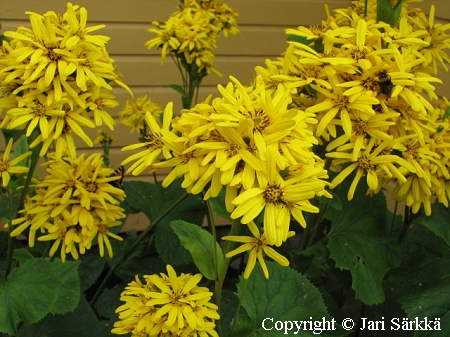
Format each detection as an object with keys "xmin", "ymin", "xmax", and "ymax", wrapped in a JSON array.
[{"xmin": 0, "ymin": 0, "xmax": 449, "ymax": 229}]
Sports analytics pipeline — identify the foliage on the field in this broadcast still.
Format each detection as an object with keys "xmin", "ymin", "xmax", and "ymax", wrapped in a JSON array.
[{"xmin": 1, "ymin": 0, "xmax": 450, "ymax": 337}]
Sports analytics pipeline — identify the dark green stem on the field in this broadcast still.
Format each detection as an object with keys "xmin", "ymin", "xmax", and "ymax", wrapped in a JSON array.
[
  {"xmin": 400, "ymin": 204, "xmax": 411, "ymax": 242},
  {"xmin": 229, "ymin": 277, "xmax": 249, "ymax": 336},
  {"xmin": 214, "ymin": 218, "xmax": 240, "ymax": 309},
  {"xmin": 205, "ymin": 199, "xmax": 218, "ymax": 280},
  {"xmin": 4, "ymin": 189, "xmax": 15, "ymax": 278},
  {"xmin": 307, "ymin": 202, "xmax": 328, "ymax": 248},
  {"xmin": 299, "ymin": 223, "xmax": 312, "ymax": 251},
  {"xmin": 4, "ymin": 140, "xmax": 42, "ymax": 277},
  {"xmin": 389, "ymin": 200, "xmax": 399, "ymax": 234},
  {"xmin": 102, "ymin": 142, "xmax": 110, "ymax": 167},
  {"xmin": 89, "ymin": 192, "xmax": 190, "ymax": 306}
]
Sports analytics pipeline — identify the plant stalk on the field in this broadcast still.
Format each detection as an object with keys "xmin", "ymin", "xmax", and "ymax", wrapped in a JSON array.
[
  {"xmin": 214, "ymin": 218, "xmax": 239, "ymax": 307},
  {"xmin": 89, "ymin": 192, "xmax": 190, "ymax": 306},
  {"xmin": 4, "ymin": 140, "xmax": 42, "ymax": 277}
]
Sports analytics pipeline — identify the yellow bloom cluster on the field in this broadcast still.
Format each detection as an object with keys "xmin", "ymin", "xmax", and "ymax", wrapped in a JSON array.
[
  {"xmin": 254, "ymin": 0, "xmax": 450, "ymax": 215},
  {"xmin": 222, "ymin": 221, "xmax": 292, "ymax": 279},
  {"xmin": 0, "ymin": 138, "xmax": 31, "ymax": 187},
  {"xmin": 112, "ymin": 265, "xmax": 219, "ymax": 337},
  {"xmin": 146, "ymin": 0, "xmax": 239, "ymax": 75},
  {"xmin": 94, "ymin": 128, "xmax": 117, "ymax": 147},
  {"xmin": 9, "ymin": 152, "xmax": 126, "ymax": 261},
  {"xmin": 0, "ymin": 3, "xmax": 131, "ymax": 159},
  {"xmin": 119, "ymin": 95, "xmax": 163, "ymax": 135},
  {"xmin": 122, "ymin": 76, "xmax": 330, "ymax": 246}
]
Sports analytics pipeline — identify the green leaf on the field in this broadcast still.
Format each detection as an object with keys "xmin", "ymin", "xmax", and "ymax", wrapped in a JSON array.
[
  {"xmin": 1, "ymin": 128, "xmax": 25, "ymax": 145},
  {"xmin": 0, "ymin": 259, "xmax": 57, "ymax": 335},
  {"xmin": 171, "ymin": 220, "xmax": 224, "ymax": 281},
  {"xmin": 165, "ymin": 84, "xmax": 187, "ymax": 97},
  {"xmin": 122, "ymin": 179, "xmax": 206, "ymax": 265},
  {"xmin": 325, "ymin": 178, "xmax": 402, "ymax": 305},
  {"xmin": 49, "ymin": 259, "xmax": 81, "ymax": 315},
  {"xmin": 412, "ymin": 201, "xmax": 450, "ymax": 246},
  {"xmin": 12, "ymin": 248, "xmax": 34, "ymax": 265},
  {"xmin": 444, "ymin": 106, "xmax": 450, "ymax": 119},
  {"xmin": 286, "ymin": 34, "xmax": 311, "ymax": 45},
  {"xmin": 0, "ymin": 196, "xmax": 10, "ymax": 222},
  {"xmin": 209, "ymin": 189, "xmax": 232, "ymax": 223},
  {"xmin": 19, "ymin": 296, "xmax": 109, "ymax": 337},
  {"xmin": 377, "ymin": 0, "xmax": 408, "ymax": 27},
  {"xmin": 95, "ymin": 285, "xmax": 123, "ymax": 324},
  {"xmin": 219, "ymin": 289, "xmax": 240, "ymax": 337},
  {"xmin": 232, "ymin": 261, "xmax": 347, "ymax": 337},
  {"xmin": 229, "ymin": 313, "xmax": 255, "ymax": 337},
  {"xmin": 114, "ymin": 254, "xmax": 167, "ymax": 283},
  {"xmin": 319, "ymin": 190, "xmax": 343, "ymax": 211},
  {"xmin": 294, "ymin": 241, "xmax": 331, "ymax": 278},
  {"xmin": 0, "ymin": 258, "xmax": 81, "ymax": 335},
  {"xmin": 389, "ymin": 225, "xmax": 450, "ymax": 337},
  {"xmin": 155, "ymin": 220, "xmax": 193, "ymax": 265},
  {"xmin": 78, "ymin": 250, "xmax": 106, "ymax": 292},
  {"xmin": 11, "ymin": 136, "xmax": 30, "ymax": 165}
]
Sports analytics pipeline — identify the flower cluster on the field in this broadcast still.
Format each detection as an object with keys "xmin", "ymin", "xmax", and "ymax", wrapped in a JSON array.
[
  {"xmin": 0, "ymin": 138, "xmax": 31, "ymax": 187},
  {"xmin": 222, "ymin": 221, "xmax": 292, "ymax": 279},
  {"xmin": 112, "ymin": 265, "xmax": 219, "ymax": 337},
  {"xmin": 253, "ymin": 0, "xmax": 450, "ymax": 215},
  {"xmin": 9, "ymin": 152, "xmax": 126, "ymax": 261},
  {"xmin": 146, "ymin": 0, "xmax": 239, "ymax": 76},
  {"xmin": 0, "ymin": 2, "xmax": 131, "ymax": 159},
  {"xmin": 119, "ymin": 94, "xmax": 163, "ymax": 135},
  {"xmin": 122, "ymin": 76, "xmax": 330, "ymax": 248}
]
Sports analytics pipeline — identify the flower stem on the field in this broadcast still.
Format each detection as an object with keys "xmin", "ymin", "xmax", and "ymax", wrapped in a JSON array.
[
  {"xmin": 89, "ymin": 192, "xmax": 190, "ymax": 306},
  {"xmin": 229, "ymin": 277, "xmax": 249, "ymax": 336},
  {"xmin": 214, "ymin": 218, "xmax": 240, "ymax": 307},
  {"xmin": 400, "ymin": 204, "xmax": 411, "ymax": 242},
  {"xmin": 389, "ymin": 200, "xmax": 399, "ymax": 234},
  {"xmin": 204, "ymin": 199, "xmax": 218, "ymax": 280},
  {"xmin": 308, "ymin": 202, "xmax": 328, "ymax": 248},
  {"xmin": 4, "ymin": 139, "xmax": 42, "ymax": 277}
]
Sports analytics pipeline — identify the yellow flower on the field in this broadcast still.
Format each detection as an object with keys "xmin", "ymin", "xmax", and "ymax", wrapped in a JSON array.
[
  {"xmin": 119, "ymin": 95, "xmax": 163, "ymax": 135},
  {"xmin": 327, "ymin": 138, "xmax": 416, "ymax": 200},
  {"xmin": 112, "ymin": 265, "xmax": 219, "ymax": 337},
  {"xmin": 146, "ymin": 0, "xmax": 239, "ymax": 74},
  {"xmin": 2, "ymin": 94, "xmax": 65, "ymax": 140},
  {"xmin": 121, "ymin": 102, "xmax": 180, "ymax": 176},
  {"xmin": 408, "ymin": 5, "xmax": 450, "ymax": 75},
  {"xmin": 146, "ymin": 17, "xmax": 181, "ymax": 65},
  {"xmin": 94, "ymin": 128, "xmax": 117, "ymax": 146},
  {"xmin": 222, "ymin": 221, "xmax": 291, "ymax": 279},
  {"xmin": 10, "ymin": 152, "xmax": 126, "ymax": 259},
  {"xmin": 231, "ymin": 144, "xmax": 327, "ymax": 246},
  {"xmin": 86, "ymin": 86, "xmax": 120, "ymax": 130},
  {"xmin": 0, "ymin": 138, "xmax": 32, "ymax": 187},
  {"xmin": 37, "ymin": 217, "xmax": 80, "ymax": 263},
  {"xmin": 0, "ymin": 3, "xmax": 131, "ymax": 156},
  {"xmin": 93, "ymin": 218, "xmax": 123, "ymax": 258},
  {"xmin": 62, "ymin": 3, "xmax": 109, "ymax": 48},
  {"xmin": 306, "ymin": 83, "xmax": 379, "ymax": 138}
]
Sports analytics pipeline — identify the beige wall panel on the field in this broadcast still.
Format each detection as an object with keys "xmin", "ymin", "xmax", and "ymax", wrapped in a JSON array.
[
  {"xmin": 115, "ymin": 55, "xmax": 264, "ymax": 86},
  {"xmin": 414, "ymin": 0, "xmax": 450, "ymax": 21},
  {"xmin": 0, "ymin": 0, "xmax": 350, "ymax": 25},
  {"xmin": 1, "ymin": 20, "xmax": 291, "ymax": 57}
]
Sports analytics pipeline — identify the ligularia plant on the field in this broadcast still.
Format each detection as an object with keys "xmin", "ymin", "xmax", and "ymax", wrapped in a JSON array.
[{"xmin": 1, "ymin": 1, "xmax": 450, "ymax": 337}]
